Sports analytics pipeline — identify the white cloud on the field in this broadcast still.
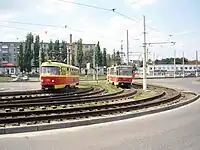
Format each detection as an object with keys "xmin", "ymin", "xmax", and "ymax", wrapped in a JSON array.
[
  {"xmin": 0, "ymin": 13, "xmax": 15, "ymax": 21},
  {"xmin": 126, "ymin": 0, "xmax": 158, "ymax": 8},
  {"xmin": 35, "ymin": 0, "xmax": 75, "ymax": 15},
  {"xmin": 0, "ymin": 0, "xmax": 198, "ymax": 60}
]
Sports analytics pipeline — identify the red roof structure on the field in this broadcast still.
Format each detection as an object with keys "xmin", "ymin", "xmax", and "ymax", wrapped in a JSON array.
[{"xmin": 2, "ymin": 63, "xmax": 16, "ymax": 67}]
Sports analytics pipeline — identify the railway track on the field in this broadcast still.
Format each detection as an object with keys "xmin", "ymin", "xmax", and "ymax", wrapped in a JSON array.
[
  {"xmin": 0, "ymin": 87, "xmax": 95, "ymax": 101},
  {"xmin": 0, "ymin": 83, "xmax": 197, "ymax": 133}
]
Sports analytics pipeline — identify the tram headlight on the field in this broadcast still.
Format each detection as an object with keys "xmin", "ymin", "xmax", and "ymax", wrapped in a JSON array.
[
  {"xmin": 51, "ymin": 79, "xmax": 54, "ymax": 83},
  {"xmin": 41, "ymin": 79, "xmax": 43, "ymax": 82}
]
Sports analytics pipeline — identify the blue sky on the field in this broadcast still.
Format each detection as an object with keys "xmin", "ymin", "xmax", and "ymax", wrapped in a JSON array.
[{"xmin": 0, "ymin": 0, "xmax": 199, "ymax": 61}]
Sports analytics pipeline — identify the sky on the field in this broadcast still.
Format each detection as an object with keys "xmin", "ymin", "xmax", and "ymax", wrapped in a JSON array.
[{"xmin": 0, "ymin": 0, "xmax": 200, "ymax": 61}]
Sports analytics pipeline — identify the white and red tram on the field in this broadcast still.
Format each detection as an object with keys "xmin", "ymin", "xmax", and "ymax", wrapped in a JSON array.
[{"xmin": 107, "ymin": 65, "xmax": 135, "ymax": 86}]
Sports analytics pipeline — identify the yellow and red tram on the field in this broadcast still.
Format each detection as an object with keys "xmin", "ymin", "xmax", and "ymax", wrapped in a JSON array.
[
  {"xmin": 40, "ymin": 61, "xmax": 79, "ymax": 90},
  {"xmin": 107, "ymin": 65, "xmax": 135, "ymax": 86}
]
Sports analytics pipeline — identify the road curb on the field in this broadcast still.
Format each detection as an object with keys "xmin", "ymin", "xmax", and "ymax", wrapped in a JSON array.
[{"xmin": 0, "ymin": 91, "xmax": 199, "ymax": 135}]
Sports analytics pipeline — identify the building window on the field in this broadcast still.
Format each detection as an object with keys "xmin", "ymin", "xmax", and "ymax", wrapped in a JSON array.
[
  {"xmin": 14, "ymin": 58, "xmax": 17, "ymax": 62},
  {"xmin": 189, "ymin": 67, "xmax": 192, "ymax": 70},
  {"xmin": 171, "ymin": 67, "xmax": 174, "ymax": 69},
  {"xmin": 85, "ymin": 45, "xmax": 89, "ymax": 48},
  {"xmin": 185, "ymin": 67, "xmax": 188, "ymax": 69},
  {"xmin": 11, "ymin": 68, "xmax": 14, "ymax": 74},
  {"xmin": 150, "ymin": 67, "xmax": 152, "ymax": 70},
  {"xmin": 180, "ymin": 67, "xmax": 183, "ymax": 69}
]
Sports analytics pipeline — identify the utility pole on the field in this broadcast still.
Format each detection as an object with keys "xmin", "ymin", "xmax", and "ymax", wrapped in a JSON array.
[
  {"xmin": 113, "ymin": 49, "xmax": 116, "ymax": 66},
  {"xmin": 174, "ymin": 50, "xmax": 176, "ymax": 78},
  {"xmin": 127, "ymin": 30, "xmax": 129, "ymax": 65},
  {"xmin": 97, "ymin": 64, "xmax": 99, "ymax": 83},
  {"xmin": 39, "ymin": 41, "xmax": 43, "ymax": 73},
  {"xmin": 143, "ymin": 15, "xmax": 147, "ymax": 91},
  {"xmin": 69, "ymin": 34, "xmax": 73, "ymax": 65},
  {"xmin": 153, "ymin": 52, "xmax": 155, "ymax": 77},
  {"xmin": 146, "ymin": 47, "xmax": 149, "ymax": 64},
  {"xmin": 182, "ymin": 51, "xmax": 185, "ymax": 78},
  {"xmin": 121, "ymin": 40, "xmax": 124, "ymax": 63},
  {"xmin": 93, "ymin": 47, "xmax": 96, "ymax": 80},
  {"xmin": 196, "ymin": 51, "xmax": 198, "ymax": 77}
]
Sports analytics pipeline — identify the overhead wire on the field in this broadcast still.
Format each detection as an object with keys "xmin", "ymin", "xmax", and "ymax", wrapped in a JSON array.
[
  {"xmin": 0, "ymin": 0, "xmax": 169, "ymax": 46},
  {"xmin": 57, "ymin": 0, "xmax": 166, "ymax": 34},
  {"xmin": 0, "ymin": 24, "xmax": 37, "ymax": 32}
]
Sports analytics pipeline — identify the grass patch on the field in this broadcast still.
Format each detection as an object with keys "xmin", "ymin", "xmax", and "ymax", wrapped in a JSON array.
[
  {"xmin": 80, "ymin": 75, "xmax": 106, "ymax": 81},
  {"xmin": 133, "ymin": 91, "xmax": 156, "ymax": 100},
  {"xmin": 0, "ymin": 77, "xmax": 12, "ymax": 82},
  {"xmin": 78, "ymin": 81, "xmax": 119, "ymax": 93}
]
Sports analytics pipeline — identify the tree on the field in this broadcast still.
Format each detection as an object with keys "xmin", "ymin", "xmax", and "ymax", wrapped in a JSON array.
[
  {"xmin": 18, "ymin": 42, "xmax": 24, "ymax": 73},
  {"xmin": 106, "ymin": 54, "xmax": 112, "ymax": 67},
  {"xmin": 95, "ymin": 41, "xmax": 102, "ymax": 66},
  {"xmin": 103, "ymin": 48, "xmax": 107, "ymax": 67},
  {"xmin": 61, "ymin": 40, "xmax": 67, "ymax": 63},
  {"xmin": 116, "ymin": 50, "xmax": 121, "ymax": 65},
  {"xmin": 33, "ymin": 35, "xmax": 40, "ymax": 69},
  {"xmin": 24, "ymin": 33, "xmax": 34, "ymax": 73},
  {"xmin": 77, "ymin": 38, "xmax": 83, "ymax": 72},
  {"xmin": 48, "ymin": 40, "xmax": 53, "ymax": 60},
  {"xmin": 41, "ymin": 49, "xmax": 46, "ymax": 63},
  {"xmin": 54, "ymin": 40, "xmax": 60, "ymax": 61},
  {"xmin": 72, "ymin": 52, "xmax": 75, "ymax": 66},
  {"xmin": 154, "ymin": 57, "xmax": 189, "ymax": 65},
  {"xmin": 132, "ymin": 64, "xmax": 137, "ymax": 71}
]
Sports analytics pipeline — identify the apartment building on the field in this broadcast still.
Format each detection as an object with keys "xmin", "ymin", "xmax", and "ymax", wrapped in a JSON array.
[{"xmin": 0, "ymin": 42, "xmax": 95, "ymax": 75}]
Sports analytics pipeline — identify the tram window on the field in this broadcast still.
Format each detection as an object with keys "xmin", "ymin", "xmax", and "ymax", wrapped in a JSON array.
[
  {"xmin": 116, "ymin": 70, "xmax": 119, "ymax": 75},
  {"xmin": 61, "ymin": 67, "xmax": 66, "ymax": 75},
  {"xmin": 41, "ymin": 66, "xmax": 60, "ymax": 75},
  {"xmin": 119, "ymin": 68, "xmax": 132, "ymax": 76}
]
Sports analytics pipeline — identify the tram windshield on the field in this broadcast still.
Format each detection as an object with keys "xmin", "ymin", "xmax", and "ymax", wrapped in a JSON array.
[
  {"xmin": 41, "ymin": 66, "xmax": 60, "ymax": 75},
  {"xmin": 119, "ymin": 67, "xmax": 133, "ymax": 76}
]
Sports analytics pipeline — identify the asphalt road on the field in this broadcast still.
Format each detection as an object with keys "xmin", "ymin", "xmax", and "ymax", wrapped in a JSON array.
[
  {"xmin": 0, "ymin": 78, "xmax": 200, "ymax": 150},
  {"xmin": 0, "ymin": 82, "xmax": 40, "ymax": 92}
]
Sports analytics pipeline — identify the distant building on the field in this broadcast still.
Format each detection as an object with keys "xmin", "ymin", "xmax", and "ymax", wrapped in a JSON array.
[
  {"xmin": 138, "ymin": 64, "xmax": 200, "ymax": 76},
  {"xmin": 0, "ymin": 41, "xmax": 95, "ymax": 75},
  {"xmin": 0, "ymin": 42, "xmax": 20, "ymax": 75},
  {"xmin": 73, "ymin": 43, "xmax": 95, "ymax": 66}
]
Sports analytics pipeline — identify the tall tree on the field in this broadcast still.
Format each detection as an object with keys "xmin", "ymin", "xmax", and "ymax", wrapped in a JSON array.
[
  {"xmin": 24, "ymin": 33, "xmax": 34, "ymax": 73},
  {"xmin": 18, "ymin": 42, "xmax": 24, "ymax": 73},
  {"xmin": 41, "ymin": 47, "xmax": 46, "ymax": 63},
  {"xmin": 95, "ymin": 41, "xmax": 102, "ymax": 66},
  {"xmin": 111, "ymin": 50, "xmax": 116, "ymax": 66},
  {"xmin": 54, "ymin": 40, "xmax": 60, "ymax": 61},
  {"xmin": 106, "ymin": 54, "xmax": 112, "ymax": 67},
  {"xmin": 83, "ymin": 48, "xmax": 94, "ymax": 68},
  {"xmin": 61, "ymin": 40, "xmax": 67, "ymax": 63},
  {"xmin": 77, "ymin": 38, "xmax": 83, "ymax": 72},
  {"xmin": 116, "ymin": 50, "xmax": 121, "ymax": 65},
  {"xmin": 99, "ymin": 50, "xmax": 103, "ymax": 67},
  {"xmin": 48, "ymin": 40, "xmax": 53, "ymax": 60},
  {"xmin": 33, "ymin": 35, "xmax": 40, "ymax": 69},
  {"xmin": 103, "ymin": 48, "xmax": 107, "ymax": 67},
  {"xmin": 72, "ymin": 52, "xmax": 75, "ymax": 66}
]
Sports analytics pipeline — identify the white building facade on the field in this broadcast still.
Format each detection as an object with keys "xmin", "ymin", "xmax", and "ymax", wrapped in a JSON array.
[{"xmin": 138, "ymin": 64, "xmax": 200, "ymax": 76}]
